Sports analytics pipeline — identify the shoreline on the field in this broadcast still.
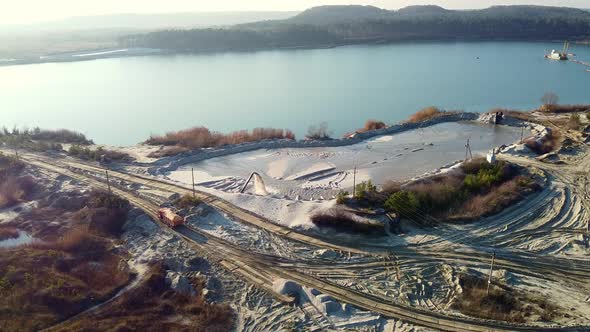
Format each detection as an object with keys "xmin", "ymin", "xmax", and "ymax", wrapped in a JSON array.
[
  {"xmin": 147, "ymin": 112, "xmax": 480, "ymax": 175},
  {"xmin": 2, "ymin": 38, "xmax": 587, "ymax": 68},
  {"xmin": 146, "ymin": 112, "xmax": 541, "ymax": 185}
]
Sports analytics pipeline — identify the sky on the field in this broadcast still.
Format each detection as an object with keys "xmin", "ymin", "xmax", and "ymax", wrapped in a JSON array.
[{"xmin": 2, "ymin": 0, "xmax": 589, "ymax": 24}]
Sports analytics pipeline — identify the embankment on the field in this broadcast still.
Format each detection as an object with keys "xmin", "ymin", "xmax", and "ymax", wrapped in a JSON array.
[{"xmin": 148, "ymin": 112, "xmax": 480, "ymax": 175}]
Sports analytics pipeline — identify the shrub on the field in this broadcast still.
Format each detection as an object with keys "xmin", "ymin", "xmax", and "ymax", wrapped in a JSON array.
[
  {"xmin": 336, "ymin": 191, "xmax": 349, "ymax": 204},
  {"xmin": 306, "ymin": 122, "xmax": 331, "ymax": 140},
  {"xmin": 453, "ymin": 274, "xmax": 525, "ymax": 323},
  {"xmin": 359, "ymin": 119, "xmax": 387, "ymax": 133},
  {"xmin": 29, "ymin": 128, "xmax": 93, "ymax": 145},
  {"xmin": 381, "ymin": 180, "xmax": 402, "ymax": 195},
  {"xmin": 68, "ymin": 145, "xmax": 132, "ymax": 163},
  {"xmin": 524, "ymin": 129, "xmax": 562, "ymax": 155},
  {"xmin": 0, "ymin": 227, "xmax": 19, "ymax": 241},
  {"xmin": 407, "ymin": 106, "xmax": 443, "ymax": 123},
  {"xmin": 176, "ymin": 194, "xmax": 201, "ymax": 209},
  {"xmin": 462, "ymin": 161, "xmax": 513, "ymax": 193},
  {"xmin": 0, "ymin": 176, "xmax": 36, "ymax": 209},
  {"xmin": 146, "ymin": 126, "xmax": 295, "ymax": 150},
  {"xmin": 384, "ymin": 191, "xmax": 420, "ymax": 218},
  {"xmin": 354, "ymin": 180, "xmax": 377, "ymax": 200},
  {"xmin": 540, "ymin": 104, "xmax": 590, "ymax": 114},
  {"xmin": 502, "ymin": 110, "xmax": 532, "ymax": 122},
  {"xmin": 540, "ymin": 92, "xmax": 559, "ymax": 107},
  {"xmin": 567, "ymin": 113, "xmax": 582, "ymax": 130},
  {"xmin": 310, "ymin": 209, "xmax": 382, "ymax": 234}
]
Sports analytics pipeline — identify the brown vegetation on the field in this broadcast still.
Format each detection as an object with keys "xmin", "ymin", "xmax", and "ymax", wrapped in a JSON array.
[
  {"xmin": 175, "ymin": 194, "xmax": 201, "ymax": 209},
  {"xmin": 358, "ymin": 119, "xmax": 388, "ymax": 133},
  {"xmin": 453, "ymin": 274, "xmax": 558, "ymax": 323},
  {"xmin": 146, "ymin": 126, "xmax": 295, "ymax": 151},
  {"xmin": 0, "ymin": 190, "xmax": 133, "ymax": 331},
  {"xmin": 406, "ymin": 106, "xmax": 452, "ymax": 123},
  {"xmin": 500, "ymin": 109, "xmax": 532, "ymax": 122},
  {"xmin": 380, "ymin": 157, "xmax": 540, "ymax": 223},
  {"xmin": 56, "ymin": 264, "xmax": 234, "ymax": 332},
  {"xmin": 0, "ymin": 127, "xmax": 92, "ymax": 152},
  {"xmin": 524, "ymin": 129, "xmax": 562, "ymax": 155},
  {"xmin": 539, "ymin": 104, "xmax": 590, "ymax": 114},
  {"xmin": 68, "ymin": 145, "xmax": 133, "ymax": 163},
  {"xmin": 310, "ymin": 208, "xmax": 384, "ymax": 234},
  {"xmin": 0, "ymin": 154, "xmax": 36, "ymax": 209},
  {"xmin": 0, "ymin": 227, "xmax": 19, "ymax": 241}
]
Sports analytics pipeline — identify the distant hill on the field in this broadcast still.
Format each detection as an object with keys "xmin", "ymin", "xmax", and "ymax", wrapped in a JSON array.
[
  {"xmin": 123, "ymin": 5, "xmax": 590, "ymax": 54},
  {"xmin": 1, "ymin": 11, "xmax": 299, "ymax": 33},
  {"xmin": 287, "ymin": 5, "xmax": 392, "ymax": 25}
]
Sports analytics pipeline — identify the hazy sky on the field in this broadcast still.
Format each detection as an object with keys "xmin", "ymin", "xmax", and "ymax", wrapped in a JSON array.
[{"xmin": 3, "ymin": 0, "xmax": 589, "ymax": 24}]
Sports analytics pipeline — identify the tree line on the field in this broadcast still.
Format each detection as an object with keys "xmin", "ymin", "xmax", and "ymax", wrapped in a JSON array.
[{"xmin": 119, "ymin": 5, "xmax": 590, "ymax": 52}]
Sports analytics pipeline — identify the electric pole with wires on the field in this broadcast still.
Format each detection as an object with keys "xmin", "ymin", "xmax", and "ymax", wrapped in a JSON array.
[
  {"xmin": 465, "ymin": 138, "xmax": 473, "ymax": 161},
  {"xmin": 486, "ymin": 251, "xmax": 496, "ymax": 295}
]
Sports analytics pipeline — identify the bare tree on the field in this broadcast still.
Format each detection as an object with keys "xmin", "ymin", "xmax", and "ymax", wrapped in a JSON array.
[
  {"xmin": 306, "ymin": 122, "xmax": 331, "ymax": 140},
  {"xmin": 541, "ymin": 92, "xmax": 559, "ymax": 106}
]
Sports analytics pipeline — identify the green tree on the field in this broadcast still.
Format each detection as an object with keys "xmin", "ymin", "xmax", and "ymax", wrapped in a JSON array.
[{"xmin": 384, "ymin": 191, "xmax": 420, "ymax": 218}]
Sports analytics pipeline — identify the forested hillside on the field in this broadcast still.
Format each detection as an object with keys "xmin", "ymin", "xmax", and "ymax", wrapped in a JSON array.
[{"xmin": 120, "ymin": 5, "xmax": 590, "ymax": 53}]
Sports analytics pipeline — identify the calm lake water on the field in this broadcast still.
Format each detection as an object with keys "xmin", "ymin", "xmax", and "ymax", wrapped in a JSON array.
[{"xmin": 1, "ymin": 41, "xmax": 589, "ymax": 145}]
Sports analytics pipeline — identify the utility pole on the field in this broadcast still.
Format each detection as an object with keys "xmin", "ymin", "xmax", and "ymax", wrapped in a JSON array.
[
  {"xmin": 465, "ymin": 138, "xmax": 473, "ymax": 161},
  {"xmin": 352, "ymin": 165, "xmax": 357, "ymax": 198},
  {"xmin": 105, "ymin": 170, "xmax": 112, "ymax": 195},
  {"xmin": 486, "ymin": 251, "xmax": 496, "ymax": 295},
  {"xmin": 191, "ymin": 168, "xmax": 196, "ymax": 197}
]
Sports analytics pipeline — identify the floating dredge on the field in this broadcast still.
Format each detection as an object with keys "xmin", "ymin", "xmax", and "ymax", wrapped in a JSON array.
[{"xmin": 545, "ymin": 40, "xmax": 574, "ymax": 60}]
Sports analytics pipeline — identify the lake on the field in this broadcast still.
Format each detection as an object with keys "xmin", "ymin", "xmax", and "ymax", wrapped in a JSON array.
[{"xmin": 1, "ymin": 41, "xmax": 588, "ymax": 146}]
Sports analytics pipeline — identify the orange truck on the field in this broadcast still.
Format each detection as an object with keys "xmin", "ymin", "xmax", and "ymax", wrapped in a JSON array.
[{"xmin": 158, "ymin": 208, "xmax": 185, "ymax": 228}]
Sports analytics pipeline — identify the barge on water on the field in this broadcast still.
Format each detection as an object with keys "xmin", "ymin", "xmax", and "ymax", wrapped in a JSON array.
[{"xmin": 545, "ymin": 41, "xmax": 571, "ymax": 61}]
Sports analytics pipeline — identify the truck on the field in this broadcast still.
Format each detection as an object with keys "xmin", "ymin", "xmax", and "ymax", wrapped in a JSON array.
[{"xmin": 158, "ymin": 208, "xmax": 185, "ymax": 228}]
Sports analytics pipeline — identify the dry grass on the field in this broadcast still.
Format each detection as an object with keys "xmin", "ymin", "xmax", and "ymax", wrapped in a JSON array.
[
  {"xmin": 0, "ymin": 243, "xmax": 131, "ymax": 331},
  {"xmin": 501, "ymin": 109, "xmax": 533, "ymax": 122},
  {"xmin": 524, "ymin": 129, "xmax": 562, "ymax": 155},
  {"xmin": 0, "ymin": 127, "xmax": 92, "ymax": 145},
  {"xmin": 406, "ymin": 106, "xmax": 448, "ymax": 123},
  {"xmin": 310, "ymin": 209, "xmax": 384, "ymax": 234},
  {"xmin": 175, "ymin": 194, "xmax": 201, "ymax": 209},
  {"xmin": 148, "ymin": 145, "xmax": 190, "ymax": 158},
  {"xmin": 146, "ymin": 126, "xmax": 295, "ymax": 150},
  {"xmin": 454, "ymin": 176, "xmax": 540, "ymax": 220},
  {"xmin": 68, "ymin": 145, "xmax": 133, "ymax": 163},
  {"xmin": 0, "ymin": 227, "xmax": 19, "ymax": 241},
  {"xmin": 358, "ymin": 119, "xmax": 388, "ymax": 133},
  {"xmin": 57, "ymin": 264, "xmax": 234, "ymax": 332},
  {"xmin": 381, "ymin": 158, "xmax": 540, "ymax": 223},
  {"xmin": 306, "ymin": 122, "xmax": 331, "ymax": 140},
  {"xmin": 0, "ymin": 156, "xmax": 36, "ymax": 209},
  {"xmin": 539, "ymin": 104, "xmax": 590, "ymax": 114},
  {"xmin": 0, "ymin": 189, "xmax": 134, "ymax": 331},
  {"xmin": 453, "ymin": 274, "xmax": 559, "ymax": 323}
]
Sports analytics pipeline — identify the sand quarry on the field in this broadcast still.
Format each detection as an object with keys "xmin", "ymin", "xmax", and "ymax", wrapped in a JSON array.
[{"xmin": 4, "ymin": 117, "xmax": 590, "ymax": 331}]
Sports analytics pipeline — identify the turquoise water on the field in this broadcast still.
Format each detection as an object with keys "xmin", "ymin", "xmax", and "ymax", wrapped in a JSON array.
[{"xmin": 1, "ymin": 41, "xmax": 589, "ymax": 145}]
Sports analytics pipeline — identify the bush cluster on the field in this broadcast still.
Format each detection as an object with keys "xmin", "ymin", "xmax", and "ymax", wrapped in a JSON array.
[
  {"xmin": 306, "ymin": 122, "xmax": 331, "ymax": 140},
  {"xmin": 0, "ymin": 127, "xmax": 91, "ymax": 152},
  {"xmin": 354, "ymin": 180, "xmax": 377, "ymax": 200},
  {"xmin": 379, "ymin": 158, "xmax": 537, "ymax": 222},
  {"xmin": 407, "ymin": 106, "xmax": 444, "ymax": 123},
  {"xmin": 146, "ymin": 126, "xmax": 295, "ymax": 150},
  {"xmin": 68, "ymin": 145, "xmax": 131, "ymax": 163},
  {"xmin": 358, "ymin": 119, "xmax": 387, "ymax": 133},
  {"xmin": 175, "ymin": 194, "xmax": 201, "ymax": 209}
]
